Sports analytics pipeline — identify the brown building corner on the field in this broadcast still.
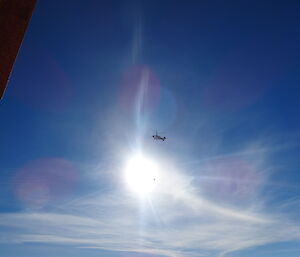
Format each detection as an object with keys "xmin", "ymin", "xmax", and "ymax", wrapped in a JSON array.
[{"xmin": 0, "ymin": 0, "xmax": 37, "ymax": 99}]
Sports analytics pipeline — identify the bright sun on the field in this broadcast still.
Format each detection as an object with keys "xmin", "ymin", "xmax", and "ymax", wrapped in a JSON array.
[{"xmin": 124, "ymin": 154, "xmax": 159, "ymax": 196}]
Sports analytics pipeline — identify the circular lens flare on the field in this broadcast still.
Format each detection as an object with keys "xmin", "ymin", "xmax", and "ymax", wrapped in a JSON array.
[{"xmin": 124, "ymin": 155, "xmax": 159, "ymax": 196}]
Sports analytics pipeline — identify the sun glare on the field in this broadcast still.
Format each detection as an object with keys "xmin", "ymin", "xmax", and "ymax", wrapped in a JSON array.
[{"xmin": 124, "ymin": 154, "xmax": 159, "ymax": 196}]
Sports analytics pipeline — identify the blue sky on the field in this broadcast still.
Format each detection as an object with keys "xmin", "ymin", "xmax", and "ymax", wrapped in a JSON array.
[{"xmin": 1, "ymin": 0, "xmax": 300, "ymax": 257}]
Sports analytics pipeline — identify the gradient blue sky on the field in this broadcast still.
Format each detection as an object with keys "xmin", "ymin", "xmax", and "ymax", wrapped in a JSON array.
[{"xmin": 1, "ymin": 1, "xmax": 300, "ymax": 257}]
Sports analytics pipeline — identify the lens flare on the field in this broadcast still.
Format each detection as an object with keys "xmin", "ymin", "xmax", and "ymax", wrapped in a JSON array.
[{"xmin": 13, "ymin": 158, "xmax": 78, "ymax": 208}]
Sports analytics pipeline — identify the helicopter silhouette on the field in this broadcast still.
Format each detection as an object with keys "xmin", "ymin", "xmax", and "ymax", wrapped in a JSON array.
[{"xmin": 152, "ymin": 131, "xmax": 166, "ymax": 141}]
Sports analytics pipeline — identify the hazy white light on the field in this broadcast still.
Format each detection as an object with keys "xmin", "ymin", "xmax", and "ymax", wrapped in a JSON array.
[{"xmin": 124, "ymin": 155, "xmax": 159, "ymax": 196}]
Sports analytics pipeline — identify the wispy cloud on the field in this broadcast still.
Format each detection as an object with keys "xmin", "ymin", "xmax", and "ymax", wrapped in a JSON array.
[{"xmin": 1, "ymin": 152, "xmax": 300, "ymax": 257}]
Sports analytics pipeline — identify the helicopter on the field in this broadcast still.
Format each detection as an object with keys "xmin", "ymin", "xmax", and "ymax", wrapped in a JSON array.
[{"xmin": 152, "ymin": 131, "xmax": 166, "ymax": 141}]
